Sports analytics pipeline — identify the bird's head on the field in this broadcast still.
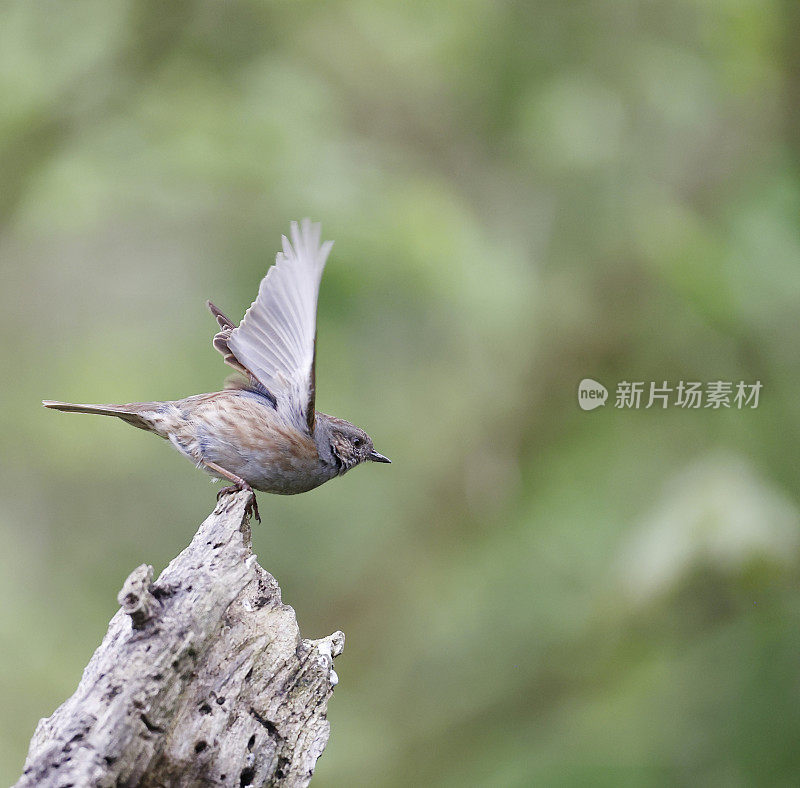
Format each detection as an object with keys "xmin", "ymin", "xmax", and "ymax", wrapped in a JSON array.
[{"xmin": 317, "ymin": 414, "xmax": 391, "ymax": 474}]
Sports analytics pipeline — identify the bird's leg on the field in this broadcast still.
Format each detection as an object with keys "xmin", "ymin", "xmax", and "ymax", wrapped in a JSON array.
[{"xmin": 204, "ymin": 460, "xmax": 261, "ymax": 523}]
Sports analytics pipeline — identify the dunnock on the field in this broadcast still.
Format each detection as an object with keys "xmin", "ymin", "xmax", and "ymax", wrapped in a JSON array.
[{"xmin": 44, "ymin": 219, "xmax": 390, "ymax": 522}]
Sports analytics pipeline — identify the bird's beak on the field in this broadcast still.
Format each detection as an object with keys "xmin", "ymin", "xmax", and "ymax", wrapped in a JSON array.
[{"xmin": 368, "ymin": 450, "xmax": 392, "ymax": 463}]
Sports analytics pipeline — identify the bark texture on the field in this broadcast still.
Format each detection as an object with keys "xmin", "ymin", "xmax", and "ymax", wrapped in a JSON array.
[{"xmin": 16, "ymin": 491, "xmax": 344, "ymax": 788}]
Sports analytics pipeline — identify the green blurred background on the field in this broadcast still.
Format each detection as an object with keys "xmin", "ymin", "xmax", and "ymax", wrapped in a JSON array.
[{"xmin": 2, "ymin": 1, "xmax": 800, "ymax": 785}]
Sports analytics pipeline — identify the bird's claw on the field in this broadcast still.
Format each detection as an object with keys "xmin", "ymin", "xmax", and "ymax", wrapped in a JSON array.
[
  {"xmin": 216, "ymin": 483, "xmax": 261, "ymax": 524},
  {"xmin": 216, "ymin": 484, "xmax": 238, "ymax": 501},
  {"xmin": 246, "ymin": 492, "xmax": 261, "ymax": 524}
]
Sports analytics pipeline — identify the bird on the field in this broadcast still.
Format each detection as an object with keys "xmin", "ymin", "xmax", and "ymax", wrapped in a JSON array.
[{"xmin": 43, "ymin": 219, "xmax": 390, "ymax": 522}]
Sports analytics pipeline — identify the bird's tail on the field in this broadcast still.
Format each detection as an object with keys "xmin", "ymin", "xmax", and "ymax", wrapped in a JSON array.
[{"xmin": 42, "ymin": 400, "xmax": 154, "ymax": 431}]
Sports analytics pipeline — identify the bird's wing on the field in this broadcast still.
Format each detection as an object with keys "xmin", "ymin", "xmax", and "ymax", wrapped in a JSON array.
[{"xmin": 222, "ymin": 219, "xmax": 332, "ymax": 434}]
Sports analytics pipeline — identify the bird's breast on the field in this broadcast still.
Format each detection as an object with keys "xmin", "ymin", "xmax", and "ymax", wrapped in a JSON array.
[{"xmin": 171, "ymin": 391, "xmax": 336, "ymax": 495}]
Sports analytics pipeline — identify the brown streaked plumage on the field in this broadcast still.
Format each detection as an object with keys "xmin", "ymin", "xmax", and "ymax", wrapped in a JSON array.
[{"xmin": 43, "ymin": 220, "xmax": 390, "ymax": 522}]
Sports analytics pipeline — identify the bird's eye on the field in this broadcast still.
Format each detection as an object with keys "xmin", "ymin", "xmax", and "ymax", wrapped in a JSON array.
[{"xmin": 353, "ymin": 438, "xmax": 362, "ymax": 448}]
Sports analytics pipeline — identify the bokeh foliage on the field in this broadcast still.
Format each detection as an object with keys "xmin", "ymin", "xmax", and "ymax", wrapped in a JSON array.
[{"xmin": 2, "ymin": 0, "xmax": 800, "ymax": 785}]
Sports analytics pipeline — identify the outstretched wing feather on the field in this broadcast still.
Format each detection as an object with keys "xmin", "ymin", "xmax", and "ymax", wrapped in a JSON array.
[{"xmin": 225, "ymin": 219, "xmax": 332, "ymax": 434}]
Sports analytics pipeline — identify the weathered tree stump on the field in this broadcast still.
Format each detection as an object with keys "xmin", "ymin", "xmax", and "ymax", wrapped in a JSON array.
[{"xmin": 16, "ymin": 491, "xmax": 344, "ymax": 788}]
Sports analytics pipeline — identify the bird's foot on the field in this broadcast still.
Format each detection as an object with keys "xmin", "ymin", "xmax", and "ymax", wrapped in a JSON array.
[
  {"xmin": 246, "ymin": 491, "xmax": 261, "ymax": 524},
  {"xmin": 217, "ymin": 482, "xmax": 261, "ymax": 524},
  {"xmin": 216, "ymin": 484, "xmax": 238, "ymax": 501}
]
